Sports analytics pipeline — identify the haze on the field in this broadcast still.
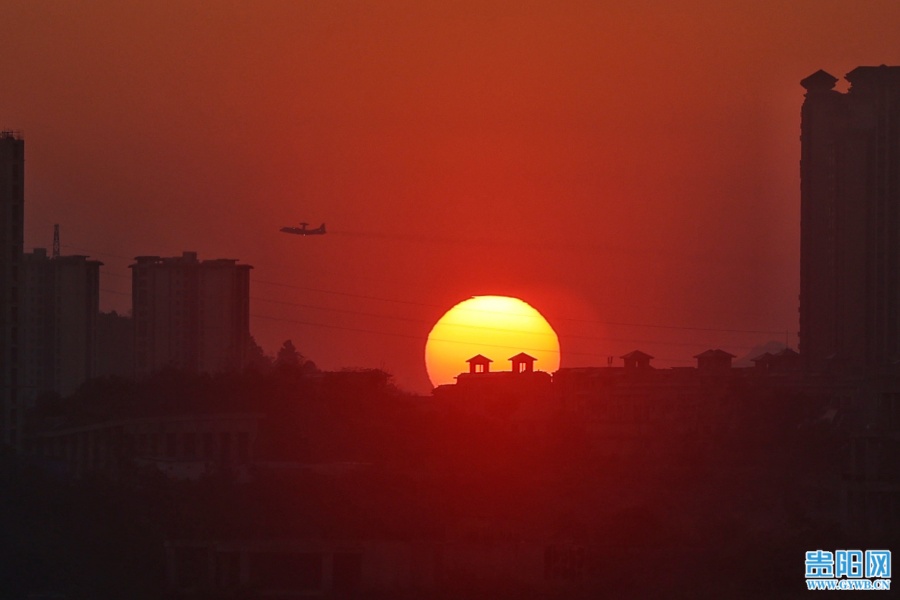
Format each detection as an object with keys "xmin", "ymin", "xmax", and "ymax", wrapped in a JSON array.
[{"xmin": 4, "ymin": 1, "xmax": 900, "ymax": 392}]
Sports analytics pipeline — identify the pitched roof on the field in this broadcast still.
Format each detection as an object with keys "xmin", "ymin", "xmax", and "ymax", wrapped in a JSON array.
[
  {"xmin": 508, "ymin": 352, "xmax": 537, "ymax": 362},
  {"xmin": 620, "ymin": 350, "xmax": 654, "ymax": 360},
  {"xmin": 773, "ymin": 348, "xmax": 800, "ymax": 358},
  {"xmin": 800, "ymin": 69, "xmax": 838, "ymax": 91},
  {"xmin": 751, "ymin": 352, "xmax": 774, "ymax": 364},
  {"xmin": 466, "ymin": 354, "xmax": 493, "ymax": 364},
  {"xmin": 693, "ymin": 349, "xmax": 737, "ymax": 359},
  {"xmin": 846, "ymin": 65, "xmax": 900, "ymax": 87}
]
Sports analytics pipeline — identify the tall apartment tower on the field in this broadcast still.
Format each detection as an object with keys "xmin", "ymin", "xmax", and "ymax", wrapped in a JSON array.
[
  {"xmin": 800, "ymin": 66, "xmax": 900, "ymax": 377},
  {"xmin": 1, "ymin": 131, "xmax": 24, "ymax": 450},
  {"xmin": 130, "ymin": 252, "xmax": 251, "ymax": 377},
  {"xmin": 22, "ymin": 248, "xmax": 102, "ymax": 397}
]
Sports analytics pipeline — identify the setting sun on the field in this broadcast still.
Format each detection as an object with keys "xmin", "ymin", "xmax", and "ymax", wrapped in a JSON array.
[{"xmin": 424, "ymin": 296, "xmax": 560, "ymax": 388}]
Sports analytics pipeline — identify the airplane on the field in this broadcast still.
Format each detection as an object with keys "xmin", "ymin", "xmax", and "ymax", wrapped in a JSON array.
[{"xmin": 280, "ymin": 222, "xmax": 326, "ymax": 236}]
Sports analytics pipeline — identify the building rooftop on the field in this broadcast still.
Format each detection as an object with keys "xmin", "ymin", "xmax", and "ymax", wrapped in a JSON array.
[
  {"xmin": 800, "ymin": 69, "xmax": 838, "ymax": 92},
  {"xmin": 846, "ymin": 64, "xmax": 900, "ymax": 88},
  {"xmin": 693, "ymin": 349, "xmax": 736, "ymax": 359},
  {"xmin": 130, "ymin": 251, "xmax": 251, "ymax": 269}
]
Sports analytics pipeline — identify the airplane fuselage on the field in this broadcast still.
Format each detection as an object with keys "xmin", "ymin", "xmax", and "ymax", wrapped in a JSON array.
[{"xmin": 281, "ymin": 223, "xmax": 326, "ymax": 236}]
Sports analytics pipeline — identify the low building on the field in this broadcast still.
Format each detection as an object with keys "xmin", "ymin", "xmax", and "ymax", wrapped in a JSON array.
[
  {"xmin": 28, "ymin": 411, "xmax": 262, "ymax": 481},
  {"xmin": 434, "ymin": 353, "xmax": 557, "ymax": 431},
  {"xmin": 164, "ymin": 534, "xmax": 591, "ymax": 598}
]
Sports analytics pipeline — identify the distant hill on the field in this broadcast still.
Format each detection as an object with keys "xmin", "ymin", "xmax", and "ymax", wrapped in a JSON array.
[{"xmin": 734, "ymin": 340, "xmax": 787, "ymax": 367}]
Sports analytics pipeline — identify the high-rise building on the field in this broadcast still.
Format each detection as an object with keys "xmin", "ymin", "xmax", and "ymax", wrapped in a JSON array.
[
  {"xmin": 94, "ymin": 310, "xmax": 134, "ymax": 379},
  {"xmin": 22, "ymin": 248, "xmax": 102, "ymax": 398},
  {"xmin": 800, "ymin": 66, "xmax": 900, "ymax": 377},
  {"xmin": 0, "ymin": 130, "xmax": 24, "ymax": 450},
  {"xmin": 131, "ymin": 252, "xmax": 251, "ymax": 377}
]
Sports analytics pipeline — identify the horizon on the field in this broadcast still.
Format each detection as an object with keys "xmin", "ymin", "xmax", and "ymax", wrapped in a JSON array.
[{"xmin": 5, "ymin": 2, "xmax": 900, "ymax": 392}]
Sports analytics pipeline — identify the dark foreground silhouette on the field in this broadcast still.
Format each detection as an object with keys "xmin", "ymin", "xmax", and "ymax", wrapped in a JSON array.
[{"xmin": 2, "ymin": 364, "xmax": 879, "ymax": 599}]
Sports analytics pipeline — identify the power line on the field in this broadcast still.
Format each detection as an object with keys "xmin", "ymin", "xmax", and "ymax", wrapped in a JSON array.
[
  {"xmin": 250, "ymin": 311, "xmax": 774, "ymax": 359},
  {"xmin": 253, "ymin": 278, "xmax": 789, "ymax": 337},
  {"xmin": 101, "ymin": 282, "xmax": 775, "ymax": 357},
  {"xmin": 81, "ymin": 237, "xmax": 794, "ymax": 345},
  {"xmin": 104, "ymin": 262, "xmax": 792, "ymax": 338}
]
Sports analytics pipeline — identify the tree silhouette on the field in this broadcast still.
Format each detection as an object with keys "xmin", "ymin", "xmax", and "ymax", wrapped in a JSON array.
[
  {"xmin": 275, "ymin": 339, "xmax": 301, "ymax": 369},
  {"xmin": 246, "ymin": 336, "xmax": 273, "ymax": 374}
]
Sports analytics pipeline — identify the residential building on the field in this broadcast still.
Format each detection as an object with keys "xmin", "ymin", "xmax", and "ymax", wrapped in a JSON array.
[
  {"xmin": 130, "ymin": 252, "xmax": 251, "ymax": 377},
  {"xmin": 0, "ymin": 130, "xmax": 24, "ymax": 450},
  {"xmin": 94, "ymin": 310, "xmax": 133, "ymax": 379},
  {"xmin": 22, "ymin": 248, "xmax": 102, "ymax": 397},
  {"xmin": 801, "ymin": 65, "xmax": 900, "ymax": 539},
  {"xmin": 800, "ymin": 66, "xmax": 900, "ymax": 377}
]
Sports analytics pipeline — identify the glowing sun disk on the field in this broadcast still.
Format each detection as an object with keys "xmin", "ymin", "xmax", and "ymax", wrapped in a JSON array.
[{"xmin": 424, "ymin": 295, "xmax": 560, "ymax": 388}]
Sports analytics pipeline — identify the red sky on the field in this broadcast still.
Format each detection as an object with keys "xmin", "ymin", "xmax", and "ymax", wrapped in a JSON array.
[{"xmin": 4, "ymin": 1, "xmax": 900, "ymax": 392}]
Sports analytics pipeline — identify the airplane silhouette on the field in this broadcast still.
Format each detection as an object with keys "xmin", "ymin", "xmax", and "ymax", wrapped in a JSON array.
[{"xmin": 280, "ymin": 222, "xmax": 326, "ymax": 236}]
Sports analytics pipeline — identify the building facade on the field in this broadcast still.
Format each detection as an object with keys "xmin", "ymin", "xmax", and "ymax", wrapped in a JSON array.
[
  {"xmin": 131, "ymin": 252, "xmax": 251, "ymax": 377},
  {"xmin": 94, "ymin": 310, "xmax": 134, "ymax": 379},
  {"xmin": 800, "ymin": 66, "xmax": 900, "ymax": 377},
  {"xmin": 28, "ymin": 411, "xmax": 262, "ymax": 481},
  {"xmin": 22, "ymin": 248, "xmax": 102, "ymax": 398},
  {"xmin": 801, "ymin": 66, "xmax": 900, "ymax": 539},
  {"xmin": 1, "ymin": 131, "xmax": 25, "ymax": 450}
]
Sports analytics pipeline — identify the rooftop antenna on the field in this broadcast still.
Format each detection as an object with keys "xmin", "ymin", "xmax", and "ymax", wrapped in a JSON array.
[{"xmin": 52, "ymin": 224, "xmax": 60, "ymax": 258}]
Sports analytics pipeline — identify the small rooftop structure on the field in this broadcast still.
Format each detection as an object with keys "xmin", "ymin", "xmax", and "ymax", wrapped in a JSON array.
[
  {"xmin": 466, "ymin": 354, "xmax": 493, "ymax": 374},
  {"xmin": 130, "ymin": 251, "xmax": 249, "ymax": 269},
  {"xmin": 462, "ymin": 353, "xmax": 539, "ymax": 375},
  {"xmin": 508, "ymin": 352, "xmax": 537, "ymax": 374},
  {"xmin": 694, "ymin": 349, "xmax": 736, "ymax": 372},
  {"xmin": 620, "ymin": 350, "xmax": 653, "ymax": 370},
  {"xmin": 800, "ymin": 69, "xmax": 838, "ymax": 92},
  {"xmin": 752, "ymin": 348, "xmax": 800, "ymax": 374},
  {"xmin": 751, "ymin": 352, "xmax": 773, "ymax": 368}
]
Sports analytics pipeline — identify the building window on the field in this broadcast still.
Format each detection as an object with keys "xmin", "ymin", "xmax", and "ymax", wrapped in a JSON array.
[
  {"xmin": 544, "ymin": 544, "xmax": 585, "ymax": 581},
  {"xmin": 215, "ymin": 552, "xmax": 240, "ymax": 589},
  {"xmin": 220, "ymin": 432, "xmax": 231, "ymax": 460},
  {"xmin": 174, "ymin": 547, "xmax": 208, "ymax": 589},
  {"xmin": 332, "ymin": 553, "xmax": 362, "ymax": 591},
  {"xmin": 203, "ymin": 432, "xmax": 214, "ymax": 459},
  {"xmin": 251, "ymin": 552, "xmax": 323, "ymax": 591},
  {"xmin": 183, "ymin": 433, "xmax": 196, "ymax": 459},
  {"xmin": 166, "ymin": 433, "xmax": 177, "ymax": 458},
  {"xmin": 236, "ymin": 432, "xmax": 249, "ymax": 460}
]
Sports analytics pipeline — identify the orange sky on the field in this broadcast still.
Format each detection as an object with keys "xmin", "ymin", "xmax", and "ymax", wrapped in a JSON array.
[{"xmin": 4, "ymin": 1, "xmax": 900, "ymax": 392}]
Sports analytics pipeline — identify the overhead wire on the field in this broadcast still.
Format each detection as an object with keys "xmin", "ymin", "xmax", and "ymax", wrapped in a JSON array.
[
  {"xmin": 78, "ymin": 231, "xmax": 793, "ymax": 363},
  {"xmin": 100, "ymin": 266, "xmax": 790, "ymax": 339},
  {"xmin": 72, "ymin": 237, "xmax": 791, "ymax": 336}
]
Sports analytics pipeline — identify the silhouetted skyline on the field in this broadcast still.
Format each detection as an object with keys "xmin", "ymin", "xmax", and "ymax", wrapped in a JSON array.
[
  {"xmin": 8, "ymin": 2, "xmax": 900, "ymax": 392},
  {"xmin": 3, "ymin": 3, "xmax": 900, "ymax": 591}
]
